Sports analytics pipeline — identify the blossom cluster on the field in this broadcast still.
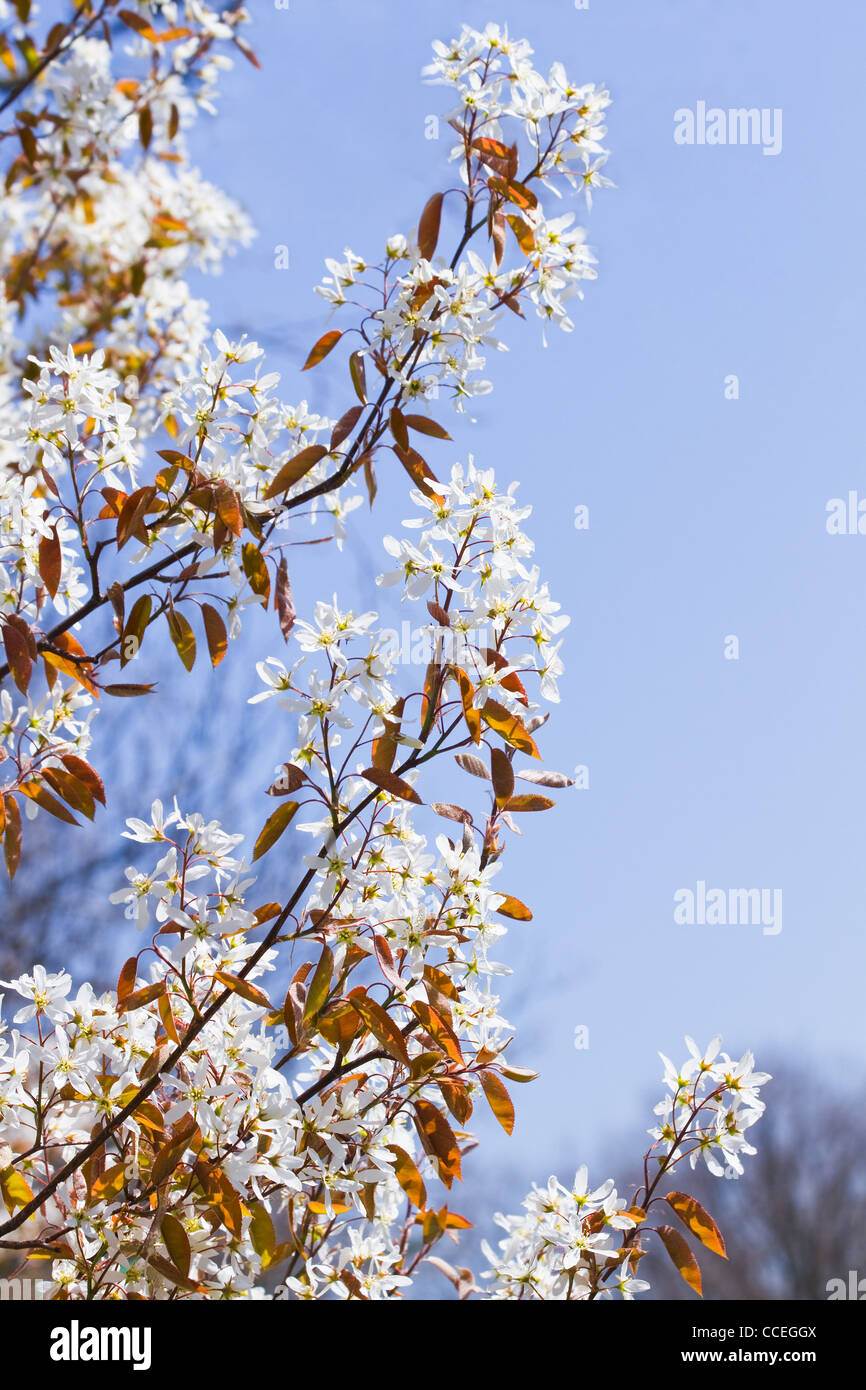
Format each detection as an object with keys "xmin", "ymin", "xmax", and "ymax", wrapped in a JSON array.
[
  {"xmin": 0, "ymin": 20, "xmax": 611, "ymax": 869},
  {"xmin": 316, "ymin": 25, "xmax": 611, "ymax": 408},
  {"xmin": 0, "ymin": 11, "xmax": 769, "ymax": 1307},
  {"xmin": 482, "ymin": 1038, "xmax": 770, "ymax": 1300}
]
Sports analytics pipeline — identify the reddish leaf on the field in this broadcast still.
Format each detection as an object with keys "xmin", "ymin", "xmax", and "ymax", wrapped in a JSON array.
[
  {"xmin": 418, "ymin": 191, "xmax": 444, "ymax": 261},
  {"xmin": 19, "ymin": 780, "xmax": 78, "ymax": 825},
  {"xmin": 479, "ymin": 1069, "xmax": 515, "ymax": 1135},
  {"xmin": 389, "ymin": 405, "xmax": 409, "ymax": 453},
  {"xmin": 116, "ymin": 485, "xmax": 157, "ymax": 549},
  {"xmin": 104, "ymin": 683, "xmax": 156, "ymax": 697},
  {"xmin": 360, "ymin": 766, "xmax": 422, "ymax": 804},
  {"xmin": 266, "ymin": 763, "xmax": 306, "ymax": 796},
  {"xmin": 263, "ymin": 445, "xmax": 329, "ymax": 500},
  {"xmin": 371, "ymin": 698, "xmax": 404, "ymax": 774},
  {"xmin": 657, "ymin": 1224, "xmax": 703, "ymax": 1296},
  {"xmin": 41, "ymin": 765, "xmax": 95, "ymax": 820},
  {"xmin": 402, "ymin": 414, "xmax": 451, "ymax": 441},
  {"xmin": 350, "ymin": 996, "xmax": 410, "ymax": 1066},
  {"xmin": 454, "ymin": 752, "xmax": 490, "ymax": 780},
  {"xmin": 454, "ymin": 669, "xmax": 481, "ymax": 744},
  {"xmin": 214, "ymin": 971, "xmax": 272, "ymax": 1009},
  {"xmin": 117, "ymin": 980, "xmax": 166, "ymax": 1013},
  {"xmin": 516, "ymin": 768, "xmax": 574, "ymax": 788},
  {"xmin": 302, "ymin": 330, "xmax": 342, "ymax": 371},
  {"xmin": 666, "ymin": 1192, "xmax": 727, "ymax": 1259},
  {"xmin": 507, "ymin": 213, "xmax": 536, "ymax": 255},
  {"xmin": 3, "ymin": 794, "xmax": 21, "ymax": 879},
  {"xmin": 201, "ymin": 603, "xmax": 228, "ymax": 668},
  {"xmin": 60, "ymin": 755, "xmax": 105, "ymax": 806},
  {"xmin": 349, "ymin": 351, "xmax": 367, "ymax": 404},
  {"xmin": 2, "ymin": 621, "xmax": 31, "ymax": 694},
  {"xmin": 330, "ymin": 405, "xmax": 364, "ymax": 451},
  {"xmin": 488, "ymin": 175, "xmax": 538, "ymax": 211},
  {"xmin": 393, "ymin": 444, "xmax": 442, "ymax": 502},
  {"xmin": 38, "ymin": 526, "xmax": 62, "ymax": 599},
  {"xmin": 413, "ymin": 1099, "xmax": 461, "ymax": 1188},
  {"xmin": 490, "ymin": 748, "xmax": 514, "ymax": 809},
  {"xmin": 275, "ymin": 556, "xmax": 295, "ymax": 640}
]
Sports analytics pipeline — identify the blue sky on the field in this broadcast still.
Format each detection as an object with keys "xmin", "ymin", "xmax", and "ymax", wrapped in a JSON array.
[{"xmin": 99, "ymin": 0, "xmax": 866, "ymax": 1203}]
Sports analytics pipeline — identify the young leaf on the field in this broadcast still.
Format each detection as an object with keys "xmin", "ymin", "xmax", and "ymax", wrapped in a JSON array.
[
  {"xmin": 249, "ymin": 1203, "xmax": 276, "ymax": 1265},
  {"xmin": 302, "ymin": 329, "xmax": 342, "ymax": 371},
  {"xmin": 503, "ymin": 794, "xmax": 556, "ymax": 813},
  {"xmin": 494, "ymin": 894, "xmax": 533, "ymax": 921},
  {"xmin": 481, "ymin": 700, "xmax": 540, "ymax": 758},
  {"xmin": 402, "ymin": 414, "xmax": 451, "ymax": 441},
  {"xmin": 413, "ymin": 1099, "xmax": 461, "ymax": 1188},
  {"xmin": 0, "ymin": 1166, "xmax": 34, "ymax": 1211},
  {"xmin": 117, "ymin": 980, "xmax": 166, "ymax": 1013},
  {"xmin": 393, "ymin": 444, "xmax": 442, "ymax": 502},
  {"xmin": 657, "ymin": 1224, "xmax": 703, "ymax": 1296},
  {"xmin": 418, "ymin": 191, "xmax": 444, "ymax": 261},
  {"xmin": 41, "ymin": 765, "xmax": 95, "ymax": 820},
  {"xmin": 516, "ymin": 769, "xmax": 575, "ymax": 788},
  {"xmin": 479, "ymin": 1069, "xmax": 516, "ymax": 1135},
  {"xmin": 263, "ymin": 445, "xmax": 329, "ymax": 499},
  {"xmin": 371, "ymin": 697, "xmax": 405, "ymax": 774},
  {"xmin": 167, "ymin": 608, "xmax": 196, "ymax": 672},
  {"xmin": 349, "ymin": 350, "xmax": 367, "ymax": 403},
  {"xmin": 161, "ymin": 1213, "xmax": 191, "ymax": 1279},
  {"xmin": 454, "ymin": 752, "xmax": 490, "ymax": 780},
  {"xmin": 214, "ymin": 971, "xmax": 272, "ymax": 1010},
  {"xmin": 490, "ymin": 748, "xmax": 514, "ymax": 809},
  {"xmin": 454, "ymin": 668, "xmax": 481, "ymax": 744},
  {"xmin": 242, "ymin": 542, "xmax": 271, "ymax": 602},
  {"xmin": 360, "ymin": 766, "xmax": 422, "ymax": 804},
  {"xmin": 122, "ymin": 594, "xmax": 152, "ymax": 667},
  {"xmin": 387, "ymin": 1144, "xmax": 426, "ymax": 1209},
  {"xmin": 201, "ymin": 603, "xmax": 228, "ymax": 667},
  {"xmin": 19, "ymin": 780, "xmax": 79, "ymax": 825},
  {"xmin": 60, "ymin": 755, "xmax": 105, "ymax": 806},
  {"xmin": 330, "ymin": 404, "xmax": 364, "ymax": 451},
  {"xmin": 252, "ymin": 801, "xmax": 299, "ymax": 860},
  {"xmin": 104, "ymin": 683, "xmax": 157, "ymax": 697},
  {"xmin": 389, "ymin": 405, "xmax": 409, "ymax": 453},
  {"xmin": 38, "ymin": 525, "xmax": 62, "ymax": 599},
  {"xmin": 3, "ymin": 794, "xmax": 21, "ymax": 879},
  {"xmin": 303, "ymin": 945, "xmax": 334, "ymax": 1025},
  {"xmin": 666, "ymin": 1192, "xmax": 727, "ymax": 1259},
  {"xmin": 274, "ymin": 556, "xmax": 296, "ymax": 640},
  {"xmin": 350, "ymin": 996, "xmax": 410, "ymax": 1066},
  {"xmin": 2, "ymin": 620, "xmax": 31, "ymax": 694}
]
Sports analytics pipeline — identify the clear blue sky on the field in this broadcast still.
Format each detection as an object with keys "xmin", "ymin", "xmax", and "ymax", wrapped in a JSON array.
[{"xmin": 114, "ymin": 0, "xmax": 866, "ymax": 1202}]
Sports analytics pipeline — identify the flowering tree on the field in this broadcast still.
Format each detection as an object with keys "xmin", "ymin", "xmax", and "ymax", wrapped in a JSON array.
[{"xmin": 0, "ymin": 6, "xmax": 769, "ymax": 1300}]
